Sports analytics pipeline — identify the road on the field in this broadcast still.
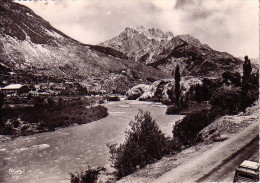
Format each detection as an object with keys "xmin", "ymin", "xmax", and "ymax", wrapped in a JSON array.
[
  {"xmin": 197, "ymin": 135, "xmax": 259, "ymax": 182},
  {"xmin": 151, "ymin": 121, "xmax": 259, "ymax": 183}
]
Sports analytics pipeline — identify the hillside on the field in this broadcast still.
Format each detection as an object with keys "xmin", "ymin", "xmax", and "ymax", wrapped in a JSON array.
[
  {"xmin": 0, "ymin": 1, "xmax": 169, "ymax": 92},
  {"xmin": 100, "ymin": 26, "xmax": 242, "ymax": 77}
]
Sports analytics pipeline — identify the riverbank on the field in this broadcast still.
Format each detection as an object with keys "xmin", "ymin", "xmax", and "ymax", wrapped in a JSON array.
[
  {"xmin": 0, "ymin": 135, "xmax": 11, "ymax": 143},
  {"xmin": 118, "ymin": 102, "xmax": 259, "ymax": 182},
  {"xmin": 0, "ymin": 96, "xmax": 108, "ymax": 142},
  {"xmin": 0, "ymin": 100, "xmax": 183, "ymax": 183}
]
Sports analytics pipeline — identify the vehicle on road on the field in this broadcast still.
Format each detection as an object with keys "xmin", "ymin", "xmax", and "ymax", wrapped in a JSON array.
[{"xmin": 233, "ymin": 160, "xmax": 259, "ymax": 182}]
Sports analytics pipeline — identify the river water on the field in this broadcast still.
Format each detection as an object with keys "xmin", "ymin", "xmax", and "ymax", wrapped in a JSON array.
[{"xmin": 0, "ymin": 100, "xmax": 184, "ymax": 183}]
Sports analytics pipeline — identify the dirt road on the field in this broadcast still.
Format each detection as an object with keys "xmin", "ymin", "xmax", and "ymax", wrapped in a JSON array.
[
  {"xmin": 150, "ymin": 122, "xmax": 259, "ymax": 183},
  {"xmin": 197, "ymin": 135, "xmax": 259, "ymax": 182}
]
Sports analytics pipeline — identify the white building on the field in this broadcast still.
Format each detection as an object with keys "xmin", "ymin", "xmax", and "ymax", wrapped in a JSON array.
[{"xmin": 0, "ymin": 84, "xmax": 29, "ymax": 96}]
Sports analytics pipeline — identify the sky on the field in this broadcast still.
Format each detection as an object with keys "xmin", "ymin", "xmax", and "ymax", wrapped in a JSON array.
[{"xmin": 18, "ymin": 0, "xmax": 259, "ymax": 58}]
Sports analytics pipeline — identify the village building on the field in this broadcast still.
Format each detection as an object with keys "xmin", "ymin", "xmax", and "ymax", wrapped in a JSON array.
[
  {"xmin": 0, "ymin": 84, "xmax": 29, "ymax": 96},
  {"xmin": 29, "ymin": 91, "xmax": 50, "ymax": 97}
]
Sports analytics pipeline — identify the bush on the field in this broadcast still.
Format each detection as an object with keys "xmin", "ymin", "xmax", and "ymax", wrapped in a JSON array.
[
  {"xmin": 211, "ymin": 74, "xmax": 258, "ymax": 114},
  {"xmin": 20, "ymin": 102, "xmax": 108, "ymax": 130},
  {"xmin": 107, "ymin": 110, "xmax": 174, "ymax": 179},
  {"xmin": 210, "ymin": 86, "xmax": 243, "ymax": 115},
  {"xmin": 166, "ymin": 106, "xmax": 180, "ymax": 114},
  {"xmin": 193, "ymin": 84, "xmax": 209, "ymax": 103},
  {"xmin": 222, "ymin": 71, "xmax": 241, "ymax": 86},
  {"xmin": 0, "ymin": 92, "xmax": 4, "ymax": 109},
  {"xmin": 69, "ymin": 165, "xmax": 106, "ymax": 183},
  {"xmin": 12, "ymin": 120, "xmax": 20, "ymax": 128},
  {"xmin": 200, "ymin": 78, "xmax": 222, "ymax": 101},
  {"xmin": 106, "ymin": 96, "xmax": 120, "ymax": 101},
  {"xmin": 98, "ymin": 99, "xmax": 105, "ymax": 104},
  {"xmin": 173, "ymin": 108, "xmax": 223, "ymax": 146},
  {"xmin": 21, "ymin": 125, "xmax": 29, "ymax": 131},
  {"xmin": 2, "ymin": 124, "xmax": 14, "ymax": 135},
  {"xmin": 0, "ymin": 97, "xmax": 109, "ymax": 136}
]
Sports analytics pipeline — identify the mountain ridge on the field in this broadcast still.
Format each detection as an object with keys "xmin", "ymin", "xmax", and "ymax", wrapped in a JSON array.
[
  {"xmin": 0, "ymin": 1, "xmax": 170, "ymax": 93},
  {"xmin": 0, "ymin": 1, "xmax": 248, "ymax": 94},
  {"xmin": 100, "ymin": 27, "xmax": 242, "ymax": 77},
  {"xmin": 100, "ymin": 26, "xmax": 174, "ymax": 62}
]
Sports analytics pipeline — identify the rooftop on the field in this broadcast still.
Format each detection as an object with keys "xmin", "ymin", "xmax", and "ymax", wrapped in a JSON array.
[
  {"xmin": 239, "ymin": 160, "xmax": 259, "ymax": 170},
  {"xmin": 1, "ymin": 84, "xmax": 24, "ymax": 90}
]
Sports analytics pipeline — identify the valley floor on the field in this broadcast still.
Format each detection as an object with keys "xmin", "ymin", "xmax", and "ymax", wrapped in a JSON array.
[{"xmin": 118, "ymin": 102, "xmax": 259, "ymax": 182}]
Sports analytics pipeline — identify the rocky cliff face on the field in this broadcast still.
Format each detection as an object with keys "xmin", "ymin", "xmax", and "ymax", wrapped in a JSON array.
[
  {"xmin": 127, "ymin": 77, "xmax": 203, "ymax": 103},
  {"xmin": 126, "ymin": 84, "xmax": 150, "ymax": 100},
  {"xmin": 100, "ymin": 26, "xmax": 174, "ymax": 63},
  {"xmin": 0, "ymin": 1, "xmax": 169, "ymax": 91},
  {"xmin": 100, "ymin": 27, "xmax": 242, "ymax": 77}
]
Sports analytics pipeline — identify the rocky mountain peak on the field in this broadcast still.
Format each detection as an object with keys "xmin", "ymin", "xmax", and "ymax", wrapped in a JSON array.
[
  {"xmin": 101, "ymin": 26, "xmax": 242, "ymax": 77},
  {"xmin": 175, "ymin": 34, "xmax": 211, "ymax": 50},
  {"xmin": 176, "ymin": 34, "xmax": 201, "ymax": 45},
  {"xmin": 100, "ymin": 26, "xmax": 174, "ymax": 62},
  {"xmin": 122, "ymin": 26, "xmax": 174, "ymax": 43}
]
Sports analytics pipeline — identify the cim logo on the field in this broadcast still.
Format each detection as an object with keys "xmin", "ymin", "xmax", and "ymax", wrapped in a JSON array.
[{"xmin": 9, "ymin": 168, "xmax": 25, "ymax": 175}]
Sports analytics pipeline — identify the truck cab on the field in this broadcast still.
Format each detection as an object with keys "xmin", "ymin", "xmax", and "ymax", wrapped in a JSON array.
[{"xmin": 233, "ymin": 160, "xmax": 259, "ymax": 182}]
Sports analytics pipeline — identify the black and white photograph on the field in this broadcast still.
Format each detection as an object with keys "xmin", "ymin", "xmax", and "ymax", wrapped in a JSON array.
[{"xmin": 0, "ymin": 0, "xmax": 259, "ymax": 182}]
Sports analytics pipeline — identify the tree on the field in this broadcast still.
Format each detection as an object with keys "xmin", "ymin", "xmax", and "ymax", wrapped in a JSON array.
[
  {"xmin": 0, "ymin": 92, "xmax": 5, "ymax": 130},
  {"xmin": 107, "ymin": 110, "xmax": 173, "ymax": 179},
  {"xmin": 242, "ymin": 55, "xmax": 252, "ymax": 87},
  {"xmin": 173, "ymin": 108, "xmax": 223, "ymax": 146},
  {"xmin": 222, "ymin": 71, "xmax": 241, "ymax": 87},
  {"xmin": 0, "ymin": 92, "xmax": 4, "ymax": 109},
  {"xmin": 175, "ymin": 65, "xmax": 181, "ymax": 107},
  {"xmin": 242, "ymin": 56, "xmax": 253, "ymax": 109},
  {"xmin": 210, "ymin": 86, "xmax": 243, "ymax": 115},
  {"xmin": 69, "ymin": 165, "xmax": 106, "ymax": 183}
]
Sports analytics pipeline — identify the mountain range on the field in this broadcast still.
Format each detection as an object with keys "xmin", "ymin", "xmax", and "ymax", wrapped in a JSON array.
[
  {"xmin": 0, "ymin": 1, "xmax": 245, "ymax": 92},
  {"xmin": 100, "ymin": 26, "xmax": 242, "ymax": 76},
  {"xmin": 0, "ymin": 1, "xmax": 171, "ymax": 92}
]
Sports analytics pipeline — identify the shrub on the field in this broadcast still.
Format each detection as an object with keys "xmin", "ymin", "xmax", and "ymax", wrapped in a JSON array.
[
  {"xmin": 193, "ymin": 84, "xmax": 209, "ymax": 103},
  {"xmin": 166, "ymin": 106, "xmax": 180, "ymax": 115},
  {"xmin": 21, "ymin": 125, "xmax": 29, "ymax": 131},
  {"xmin": 107, "ymin": 110, "xmax": 174, "ymax": 179},
  {"xmin": 222, "ymin": 71, "xmax": 241, "ymax": 86},
  {"xmin": 20, "ymin": 102, "xmax": 108, "ymax": 130},
  {"xmin": 2, "ymin": 124, "xmax": 14, "ymax": 135},
  {"xmin": 173, "ymin": 108, "xmax": 223, "ymax": 146},
  {"xmin": 210, "ymin": 86, "xmax": 243, "ymax": 114},
  {"xmin": 250, "ymin": 71, "xmax": 259, "ymax": 88},
  {"xmin": 98, "ymin": 99, "xmax": 105, "ymax": 104},
  {"xmin": 0, "ymin": 92, "xmax": 4, "ymax": 109},
  {"xmin": 12, "ymin": 120, "xmax": 20, "ymax": 128},
  {"xmin": 106, "ymin": 96, "xmax": 120, "ymax": 101},
  {"xmin": 174, "ymin": 65, "xmax": 181, "ymax": 106},
  {"xmin": 241, "ymin": 87, "xmax": 259, "ymax": 111},
  {"xmin": 0, "ymin": 97, "xmax": 108, "ymax": 136},
  {"xmin": 200, "ymin": 78, "xmax": 222, "ymax": 101},
  {"xmin": 34, "ymin": 97, "xmax": 45, "ymax": 107},
  {"xmin": 69, "ymin": 165, "xmax": 106, "ymax": 183}
]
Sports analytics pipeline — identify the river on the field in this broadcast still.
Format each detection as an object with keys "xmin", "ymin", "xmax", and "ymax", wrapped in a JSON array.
[{"xmin": 0, "ymin": 100, "xmax": 184, "ymax": 183}]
